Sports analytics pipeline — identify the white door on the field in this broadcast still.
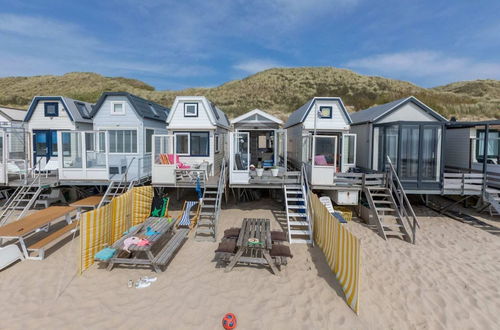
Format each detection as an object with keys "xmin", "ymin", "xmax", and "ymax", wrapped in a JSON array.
[
  {"xmin": 275, "ymin": 129, "xmax": 287, "ymax": 170},
  {"xmin": 229, "ymin": 132, "xmax": 250, "ymax": 184},
  {"xmin": 341, "ymin": 133, "xmax": 357, "ymax": 172},
  {"xmin": 311, "ymin": 135, "xmax": 337, "ymax": 185}
]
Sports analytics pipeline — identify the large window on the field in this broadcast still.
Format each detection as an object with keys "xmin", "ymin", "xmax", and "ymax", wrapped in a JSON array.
[
  {"xmin": 476, "ymin": 130, "xmax": 500, "ymax": 164},
  {"xmin": 145, "ymin": 129, "xmax": 154, "ymax": 153},
  {"xmin": 314, "ymin": 136, "xmax": 337, "ymax": 167},
  {"xmin": 109, "ymin": 130, "xmax": 137, "ymax": 153},
  {"xmin": 62, "ymin": 132, "xmax": 82, "ymax": 168},
  {"xmin": 44, "ymin": 102, "xmax": 59, "ymax": 117},
  {"xmin": 175, "ymin": 132, "xmax": 209, "ymax": 156},
  {"xmin": 86, "ymin": 132, "xmax": 106, "ymax": 168}
]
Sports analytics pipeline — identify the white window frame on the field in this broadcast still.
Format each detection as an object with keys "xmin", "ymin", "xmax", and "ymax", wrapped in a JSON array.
[
  {"xmin": 107, "ymin": 129, "xmax": 138, "ymax": 154},
  {"xmin": 110, "ymin": 101, "xmax": 125, "ymax": 115},
  {"xmin": 184, "ymin": 103, "xmax": 198, "ymax": 117},
  {"xmin": 215, "ymin": 133, "xmax": 220, "ymax": 153},
  {"xmin": 174, "ymin": 132, "xmax": 190, "ymax": 155},
  {"xmin": 145, "ymin": 128, "xmax": 154, "ymax": 154}
]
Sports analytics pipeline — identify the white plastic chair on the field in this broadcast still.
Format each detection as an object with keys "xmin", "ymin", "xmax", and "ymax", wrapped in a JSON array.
[
  {"xmin": 0, "ymin": 245, "xmax": 24, "ymax": 270},
  {"xmin": 319, "ymin": 196, "xmax": 336, "ymax": 215}
]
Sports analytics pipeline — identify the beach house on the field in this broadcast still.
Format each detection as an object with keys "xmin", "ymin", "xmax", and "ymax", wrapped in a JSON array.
[{"xmin": 0, "ymin": 107, "xmax": 28, "ymax": 185}]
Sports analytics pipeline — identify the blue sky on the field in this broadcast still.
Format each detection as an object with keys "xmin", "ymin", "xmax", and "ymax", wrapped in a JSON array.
[{"xmin": 0, "ymin": 0, "xmax": 499, "ymax": 89}]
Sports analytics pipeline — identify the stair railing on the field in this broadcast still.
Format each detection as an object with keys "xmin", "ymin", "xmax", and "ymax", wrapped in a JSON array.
[
  {"xmin": 385, "ymin": 156, "xmax": 420, "ymax": 244},
  {"xmin": 213, "ymin": 158, "xmax": 226, "ymax": 238},
  {"xmin": 301, "ymin": 163, "xmax": 313, "ymax": 243}
]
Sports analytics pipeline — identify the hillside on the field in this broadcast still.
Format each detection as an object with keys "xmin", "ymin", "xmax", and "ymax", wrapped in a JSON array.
[{"xmin": 0, "ymin": 68, "xmax": 498, "ymax": 120}]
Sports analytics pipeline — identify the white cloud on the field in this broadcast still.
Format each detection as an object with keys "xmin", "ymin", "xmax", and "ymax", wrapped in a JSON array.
[
  {"xmin": 233, "ymin": 59, "xmax": 282, "ymax": 74},
  {"xmin": 345, "ymin": 51, "xmax": 500, "ymax": 86}
]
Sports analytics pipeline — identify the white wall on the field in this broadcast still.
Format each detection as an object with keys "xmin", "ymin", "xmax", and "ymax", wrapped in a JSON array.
[
  {"xmin": 302, "ymin": 99, "xmax": 351, "ymax": 131},
  {"xmin": 350, "ymin": 123, "xmax": 372, "ymax": 169},
  {"xmin": 168, "ymin": 98, "xmax": 216, "ymax": 130},
  {"xmin": 378, "ymin": 102, "xmax": 438, "ymax": 123},
  {"xmin": 27, "ymin": 100, "xmax": 79, "ymax": 131}
]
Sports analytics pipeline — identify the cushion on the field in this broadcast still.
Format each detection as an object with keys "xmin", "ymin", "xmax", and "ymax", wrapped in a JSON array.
[
  {"xmin": 223, "ymin": 227, "xmax": 240, "ymax": 238},
  {"xmin": 270, "ymin": 245, "xmax": 293, "ymax": 258},
  {"xmin": 215, "ymin": 239, "xmax": 236, "ymax": 253},
  {"xmin": 95, "ymin": 247, "xmax": 116, "ymax": 261},
  {"xmin": 271, "ymin": 231, "xmax": 287, "ymax": 242},
  {"xmin": 314, "ymin": 155, "xmax": 328, "ymax": 166}
]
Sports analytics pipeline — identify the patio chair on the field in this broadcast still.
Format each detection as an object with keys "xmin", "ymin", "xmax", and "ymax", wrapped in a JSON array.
[
  {"xmin": 177, "ymin": 201, "xmax": 200, "ymax": 229},
  {"xmin": 319, "ymin": 196, "xmax": 347, "ymax": 224},
  {"xmin": 167, "ymin": 154, "xmax": 190, "ymax": 169}
]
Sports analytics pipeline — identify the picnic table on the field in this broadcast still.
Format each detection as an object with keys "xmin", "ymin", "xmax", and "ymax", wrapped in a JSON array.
[
  {"xmin": 107, "ymin": 216, "xmax": 187, "ymax": 273},
  {"xmin": 70, "ymin": 195, "xmax": 103, "ymax": 218},
  {"xmin": 225, "ymin": 218, "xmax": 279, "ymax": 275},
  {"xmin": 0, "ymin": 206, "xmax": 75, "ymax": 260}
]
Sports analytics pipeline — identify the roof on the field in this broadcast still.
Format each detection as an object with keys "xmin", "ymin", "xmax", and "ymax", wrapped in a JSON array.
[
  {"xmin": 231, "ymin": 109, "xmax": 283, "ymax": 125},
  {"xmin": 208, "ymin": 101, "xmax": 231, "ymax": 128},
  {"xmin": 91, "ymin": 92, "xmax": 169, "ymax": 122},
  {"xmin": 0, "ymin": 106, "xmax": 26, "ymax": 121},
  {"xmin": 24, "ymin": 96, "xmax": 94, "ymax": 123},
  {"xmin": 284, "ymin": 97, "xmax": 352, "ymax": 128},
  {"xmin": 350, "ymin": 96, "xmax": 448, "ymax": 125},
  {"xmin": 447, "ymin": 120, "xmax": 500, "ymax": 129}
]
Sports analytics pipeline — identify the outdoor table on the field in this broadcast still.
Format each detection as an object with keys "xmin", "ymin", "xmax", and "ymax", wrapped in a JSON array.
[
  {"xmin": 107, "ymin": 217, "xmax": 175, "ymax": 272},
  {"xmin": 70, "ymin": 195, "xmax": 103, "ymax": 218},
  {"xmin": 0, "ymin": 206, "xmax": 75, "ymax": 259},
  {"xmin": 225, "ymin": 218, "xmax": 279, "ymax": 275}
]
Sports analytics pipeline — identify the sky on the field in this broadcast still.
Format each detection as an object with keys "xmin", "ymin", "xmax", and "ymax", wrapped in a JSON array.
[{"xmin": 0, "ymin": 0, "xmax": 499, "ymax": 90}]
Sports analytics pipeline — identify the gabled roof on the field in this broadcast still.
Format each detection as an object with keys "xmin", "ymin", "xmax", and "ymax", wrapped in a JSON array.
[
  {"xmin": 284, "ymin": 97, "xmax": 352, "ymax": 128},
  {"xmin": 231, "ymin": 109, "xmax": 283, "ymax": 125},
  {"xmin": 350, "ymin": 96, "xmax": 448, "ymax": 125},
  {"xmin": 91, "ymin": 92, "xmax": 169, "ymax": 122},
  {"xmin": 167, "ymin": 96, "xmax": 230, "ymax": 129},
  {"xmin": 24, "ymin": 96, "xmax": 94, "ymax": 123},
  {"xmin": 0, "ymin": 106, "xmax": 26, "ymax": 121}
]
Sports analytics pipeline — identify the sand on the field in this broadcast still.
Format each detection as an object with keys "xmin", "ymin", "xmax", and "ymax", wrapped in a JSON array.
[{"xmin": 0, "ymin": 198, "xmax": 499, "ymax": 329}]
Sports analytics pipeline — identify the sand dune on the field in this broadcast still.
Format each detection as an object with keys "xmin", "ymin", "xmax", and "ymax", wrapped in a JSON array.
[{"xmin": 0, "ymin": 199, "xmax": 499, "ymax": 329}]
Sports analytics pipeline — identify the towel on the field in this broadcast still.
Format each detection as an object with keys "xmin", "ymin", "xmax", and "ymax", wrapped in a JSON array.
[{"xmin": 123, "ymin": 237, "xmax": 141, "ymax": 252}]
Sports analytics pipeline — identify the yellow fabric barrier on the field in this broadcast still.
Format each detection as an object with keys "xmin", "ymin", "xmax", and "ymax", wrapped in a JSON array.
[
  {"xmin": 310, "ymin": 192, "xmax": 361, "ymax": 314},
  {"xmin": 111, "ymin": 190, "xmax": 132, "ymax": 243},
  {"xmin": 79, "ymin": 203, "xmax": 112, "ymax": 274},
  {"xmin": 131, "ymin": 186, "xmax": 153, "ymax": 226}
]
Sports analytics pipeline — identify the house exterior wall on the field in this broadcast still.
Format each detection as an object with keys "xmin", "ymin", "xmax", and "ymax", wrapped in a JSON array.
[
  {"xmin": 26, "ymin": 99, "xmax": 86, "ymax": 131},
  {"xmin": 302, "ymin": 99, "xmax": 351, "ymax": 131},
  {"xmin": 377, "ymin": 102, "xmax": 438, "ymax": 123},
  {"xmin": 286, "ymin": 123, "xmax": 304, "ymax": 168},
  {"xmin": 168, "ymin": 99, "xmax": 216, "ymax": 130},
  {"xmin": 350, "ymin": 123, "xmax": 372, "ymax": 170}
]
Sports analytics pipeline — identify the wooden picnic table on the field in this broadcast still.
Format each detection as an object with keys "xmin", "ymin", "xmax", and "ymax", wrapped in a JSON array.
[
  {"xmin": 0, "ymin": 206, "xmax": 75, "ymax": 259},
  {"xmin": 225, "ymin": 218, "xmax": 279, "ymax": 275},
  {"xmin": 107, "ymin": 217, "xmax": 176, "ymax": 272},
  {"xmin": 70, "ymin": 196, "xmax": 103, "ymax": 218}
]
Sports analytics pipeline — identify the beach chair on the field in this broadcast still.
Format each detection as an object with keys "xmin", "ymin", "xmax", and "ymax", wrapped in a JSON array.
[
  {"xmin": 177, "ymin": 201, "xmax": 200, "ymax": 229},
  {"xmin": 319, "ymin": 196, "xmax": 347, "ymax": 224},
  {"xmin": 0, "ymin": 244, "xmax": 24, "ymax": 270}
]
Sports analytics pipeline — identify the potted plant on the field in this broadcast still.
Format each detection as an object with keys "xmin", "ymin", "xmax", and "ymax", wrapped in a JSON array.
[
  {"xmin": 256, "ymin": 162, "xmax": 264, "ymax": 177},
  {"xmin": 271, "ymin": 165, "xmax": 279, "ymax": 177}
]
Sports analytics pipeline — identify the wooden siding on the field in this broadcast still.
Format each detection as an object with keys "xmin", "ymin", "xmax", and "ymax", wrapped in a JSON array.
[
  {"xmin": 378, "ymin": 102, "xmax": 438, "ymax": 123},
  {"xmin": 302, "ymin": 99, "xmax": 350, "ymax": 130},
  {"xmin": 168, "ymin": 99, "xmax": 215, "ymax": 130}
]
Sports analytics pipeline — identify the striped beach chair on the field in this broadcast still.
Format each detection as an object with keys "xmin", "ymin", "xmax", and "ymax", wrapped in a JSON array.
[{"xmin": 177, "ymin": 201, "xmax": 200, "ymax": 229}]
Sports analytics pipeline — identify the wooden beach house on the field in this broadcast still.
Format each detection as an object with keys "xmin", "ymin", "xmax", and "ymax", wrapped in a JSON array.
[
  {"xmin": 0, "ymin": 107, "xmax": 28, "ymax": 186},
  {"xmin": 151, "ymin": 96, "xmax": 230, "ymax": 187},
  {"xmin": 57, "ymin": 92, "xmax": 169, "ymax": 184},
  {"xmin": 350, "ymin": 96, "xmax": 448, "ymax": 193}
]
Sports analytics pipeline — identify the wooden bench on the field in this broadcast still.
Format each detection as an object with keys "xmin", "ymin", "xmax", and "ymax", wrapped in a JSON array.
[
  {"xmin": 152, "ymin": 228, "xmax": 189, "ymax": 269},
  {"xmin": 28, "ymin": 222, "xmax": 78, "ymax": 260}
]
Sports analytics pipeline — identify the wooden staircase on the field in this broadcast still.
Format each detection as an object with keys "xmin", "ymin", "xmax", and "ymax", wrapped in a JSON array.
[{"xmin": 195, "ymin": 159, "xmax": 226, "ymax": 241}]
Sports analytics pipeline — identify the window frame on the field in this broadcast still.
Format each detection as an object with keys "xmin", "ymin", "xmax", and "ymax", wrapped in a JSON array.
[
  {"xmin": 190, "ymin": 131, "xmax": 210, "ymax": 157},
  {"xmin": 318, "ymin": 106, "xmax": 333, "ymax": 119},
  {"xmin": 174, "ymin": 132, "xmax": 190, "ymax": 156},
  {"xmin": 215, "ymin": 134, "xmax": 220, "ymax": 153},
  {"xmin": 110, "ymin": 101, "xmax": 126, "ymax": 115},
  {"xmin": 145, "ymin": 128, "xmax": 154, "ymax": 154},
  {"xmin": 174, "ymin": 131, "xmax": 210, "ymax": 157},
  {"xmin": 107, "ymin": 129, "xmax": 138, "ymax": 154},
  {"xmin": 44, "ymin": 102, "xmax": 59, "ymax": 117},
  {"xmin": 184, "ymin": 103, "xmax": 198, "ymax": 117},
  {"xmin": 475, "ymin": 129, "xmax": 500, "ymax": 163}
]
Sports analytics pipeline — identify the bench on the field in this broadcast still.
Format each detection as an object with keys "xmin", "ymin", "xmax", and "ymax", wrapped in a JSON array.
[
  {"xmin": 152, "ymin": 228, "xmax": 189, "ymax": 269},
  {"xmin": 27, "ymin": 222, "xmax": 78, "ymax": 260}
]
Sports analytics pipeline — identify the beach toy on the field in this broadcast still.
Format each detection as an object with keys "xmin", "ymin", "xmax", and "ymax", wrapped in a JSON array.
[
  {"xmin": 222, "ymin": 313, "xmax": 237, "ymax": 329},
  {"xmin": 136, "ymin": 239, "xmax": 151, "ymax": 247},
  {"xmin": 247, "ymin": 238, "xmax": 262, "ymax": 246},
  {"xmin": 123, "ymin": 237, "xmax": 141, "ymax": 252}
]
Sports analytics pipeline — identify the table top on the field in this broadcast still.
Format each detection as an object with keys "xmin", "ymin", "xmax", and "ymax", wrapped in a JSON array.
[
  {"xmin": 237, "ymin": 218, "xmax": 272, "ymax": 250},
  {"xmin": 112, "ymin": 217, "xmax": 175, "ymax": 252},
  {"xmin": 70, "ymin": 195, "xmax": 103, "ymax": 208},
  {"xmin": 0, "ymin": 206, "xmax": 75, "ymax": 237}
]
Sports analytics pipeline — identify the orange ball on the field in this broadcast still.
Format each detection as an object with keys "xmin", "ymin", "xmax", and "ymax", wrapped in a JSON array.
[{"xmin": 222, "ymin": 313, "xmax": 237, "ymax": 329}]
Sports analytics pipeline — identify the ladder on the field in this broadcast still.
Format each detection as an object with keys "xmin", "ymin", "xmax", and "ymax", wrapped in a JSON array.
[
  {"xmin": 0, "ymin": 178, "xmax": 45, "ymax": 226},
  {"xmin": 284, "ymin": 166, "xmax": 312, "ymax": 244},
  {"xmin": 98, "ymin": 180, "xmax": 134, "ymax": 208},
  {"xmin": 195, "ymin": 158, "xmax": 226, "ymax": 241},
  {"xmin": 484, "ymin": 190, "xmax": 500, "ymax": 216}
]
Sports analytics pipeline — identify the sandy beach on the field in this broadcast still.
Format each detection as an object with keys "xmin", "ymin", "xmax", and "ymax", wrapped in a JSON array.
[{"xmin": 1, "ymin": 198, "xmax": 499, "ymax": 330}]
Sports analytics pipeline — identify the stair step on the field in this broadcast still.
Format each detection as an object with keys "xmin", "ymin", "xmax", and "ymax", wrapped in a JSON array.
[
  {"xmin": 202, "ymin": 205, "xmax": 216, "ymax": 209},
  {"xmin": 195, "ymin": 227, "xmax": 214, "ymax": 235},
  {"xmin": 376, "ymin": 207, "xmax": 396, "ymax": 212},
  {"xmin": 290, "ymin": 229, "xmax": 310, "ymax": 235},
  {"xmin": 203, "ymin": 198, "xmax": 216, "ymax": 201},
  {"xmin": 381, "ymin": 223, "xmax": 403, "ymax": 228},
  {"xmin": 371, "ymin": 193, "xmax": 390, "ymax": 197},
  {"xmin": 286, "ymin": 185, "xmax": 302, "ymax": 189},
  {"xmin": 199, "ymin": 212, "xmax": 214, "ymax": 216},
  {"xmin": 287, "ymin": 205, "xmax": 305, "ymax": 209},
  {"xmin": 288, "ymin": 213, "xmax": 307, "ymax": 217},
  {"xmin": 289, "ymin": 221, "xmax": 309, "ymax": 226},
  {"xmin": 204, "ymin": 191, "xmax": 217, "ymax": 194},
  {"xmin": 287, "ymin": 198, "xmax": 305, "ymax": 202},
  {"xmin": 383, "ymin": 230, "xmax": 406, "ymax": 236},
  {"xmin": 286, "ymin": 191, "xmax": 302, "ymax": 195},
  {"xmin": 367, "ymin": 186, "xmax": 387, "ymax": 190},
  {"xmin": 290, "ymin": 238, "xmax": 312, "ymax": 244},
  {"xmin": 373, "ymin": 200, "xmax": 393, "ymax": 204},
  {"xmin": 197, "ymin": 219, "xmax": 214, "ymax": 226}
]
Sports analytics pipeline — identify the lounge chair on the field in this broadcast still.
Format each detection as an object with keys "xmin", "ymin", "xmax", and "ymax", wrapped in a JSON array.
[
  {"xmin": 319, "ymin": 196, "xmax": 336, "ymax": 215},
  {"xmin": 177, "ymin": 201, "xmax": 200, "ymax": 228},
  {"xmin": 167, "ymin": 154, "xmax": 190, "ymax": 169}
]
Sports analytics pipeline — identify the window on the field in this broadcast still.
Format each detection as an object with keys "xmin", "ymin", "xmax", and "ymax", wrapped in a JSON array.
[
  {"xmin": 145, "ymin": 129, "xmax": 154, "ymax": 153},
  {"xmin": 108, "ymin": 130, "xmax": 137, "ymax": 153},
  {"xmin": 215, "ymin": 134, "xmax": 220, "ymax": 153},
  {"xmin": 175, "ymin": 133, "xmax": 189, "ymax": 155},
  {"xmin": 44, "ymin": 102, "xmax": 59, "ymax": 117},
  {"xmin": 184, "ymin": 103, "xmax": 198, "ymax": 117},
  {"xmin": 191, "ymin": 132, "xmax": 209, "ymax": 156},
  {"xmin": 149, "ymin": 104, "xmax": 159, "ymax": 117},
  {"xmin": 51, "ymin": 131, "xmax": 58, "ymax": 156},
  {"xmin": 314, "ymin": 136, "xmax": 337, "ymax": 166},
  {"xmin": 111, "ymin": 102, "xmax": 125, "ymax": 115},
  {"xmin": 318, "ymin": 106, "xmax": 332, "ymax": 119},
  {"xmin": 476, "ymin": 130, "xmax": 500, "ymax": 164},
  {"xmin": 62, "ymin": 132, "xmax": 82, "ymax": 168},
  {"xmin": 343, "ymin": 134, "xmax": 356, "ymax": 166},
  {"xmin": 75, "ymin": 102, "xmax": 91, "ymax": 119}
]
